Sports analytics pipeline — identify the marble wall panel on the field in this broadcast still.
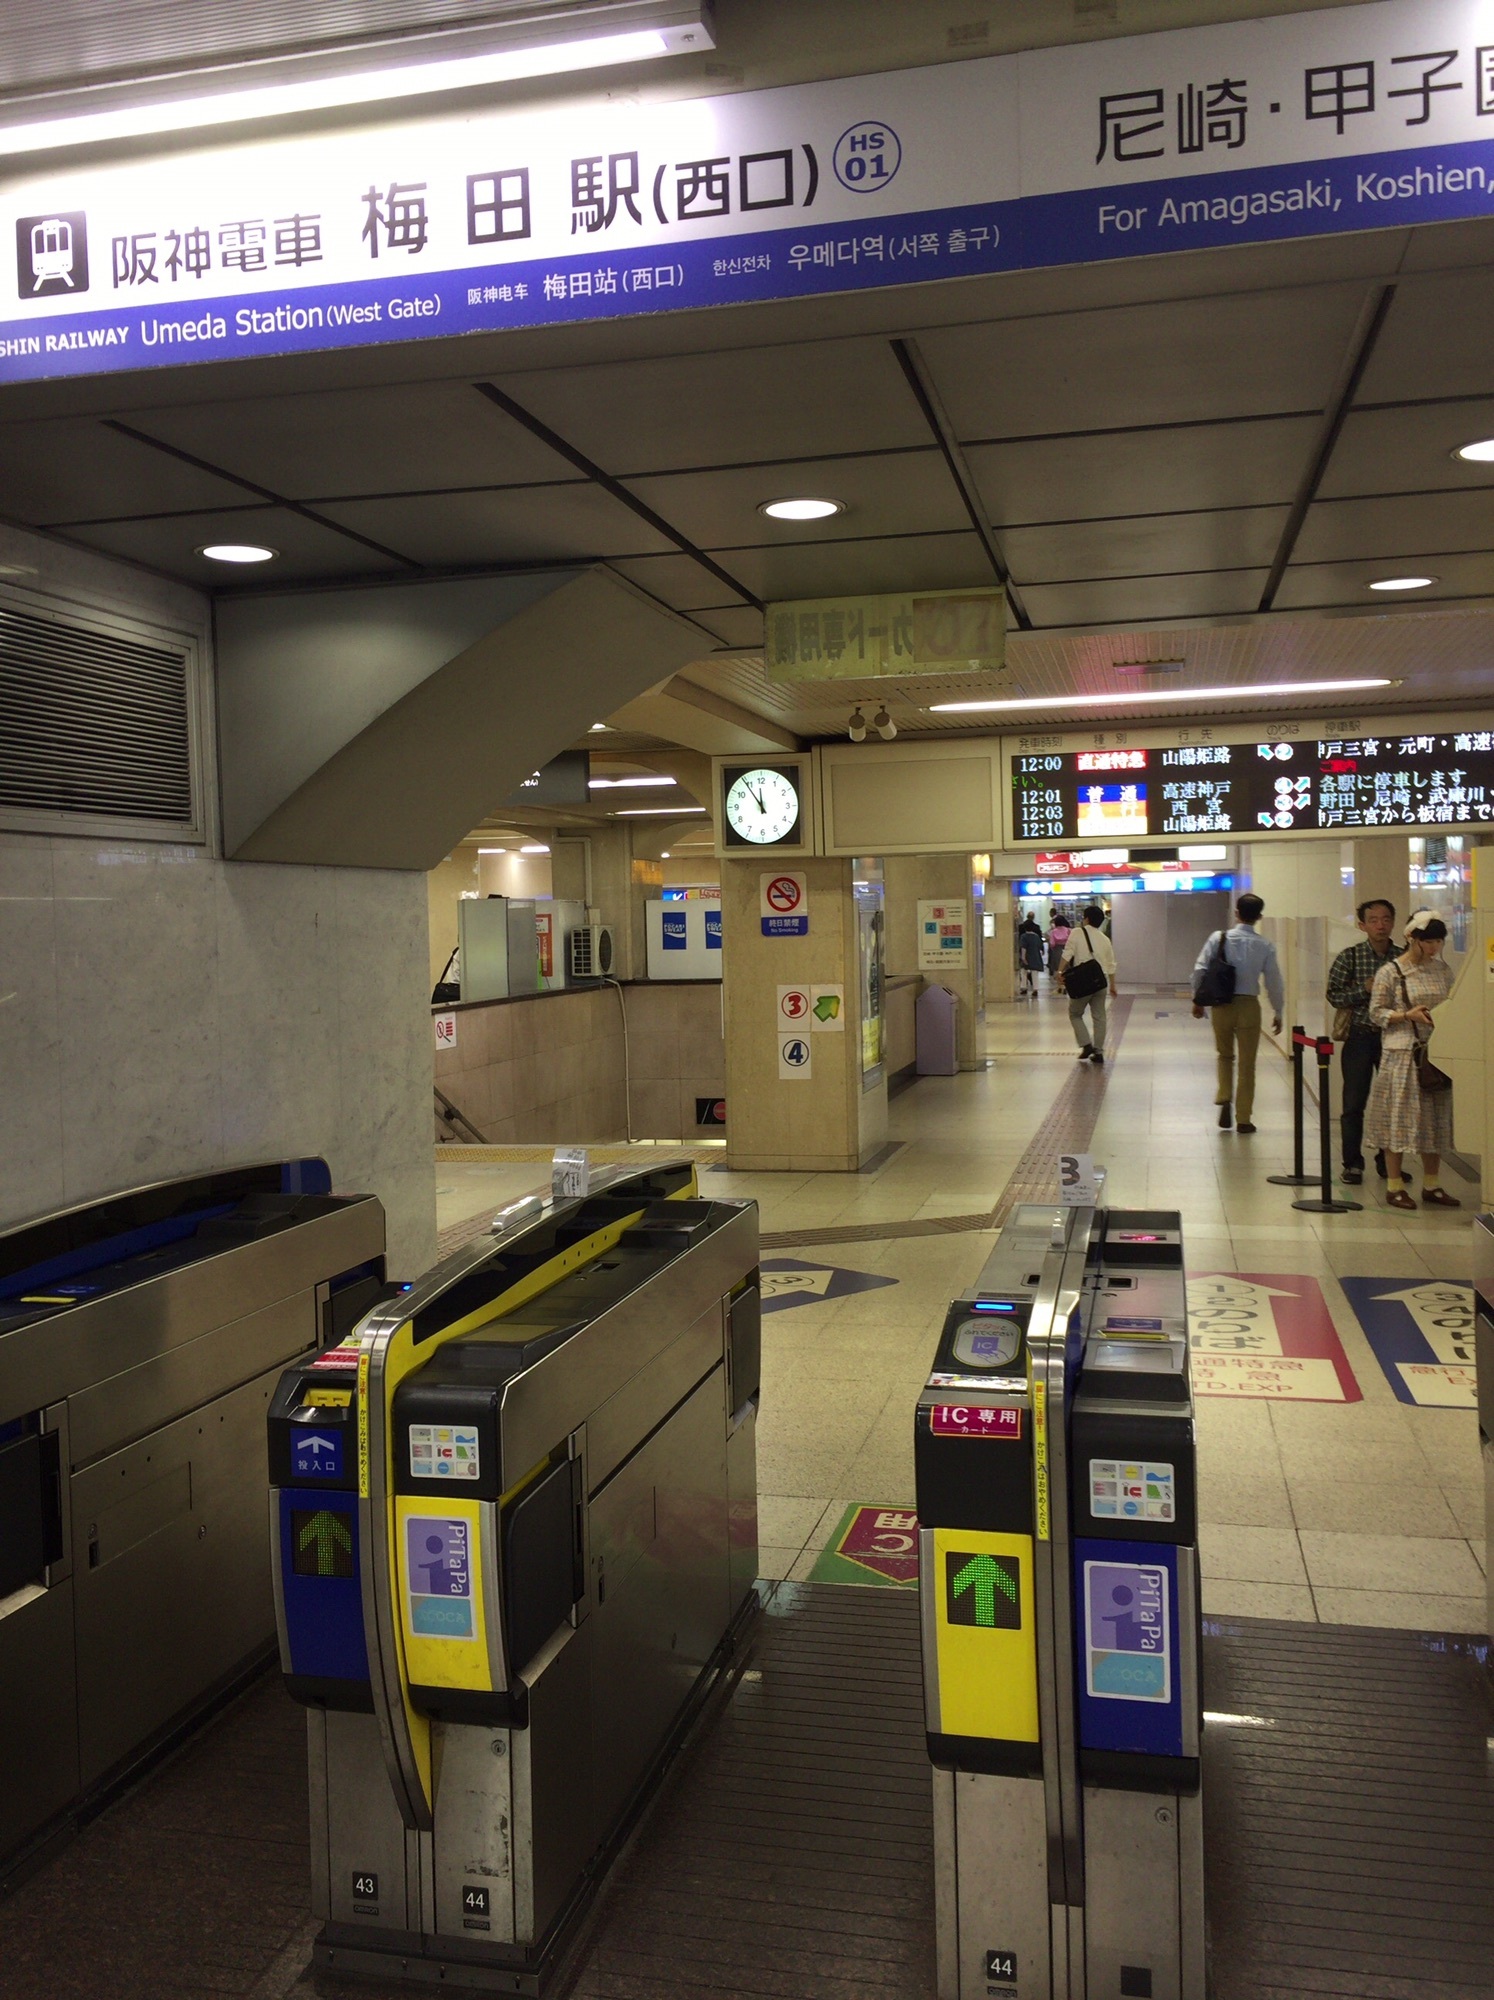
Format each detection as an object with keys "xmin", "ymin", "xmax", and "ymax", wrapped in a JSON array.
[{"xmin": 0, "ymin": 835, "xmax": 64, "ymax": 1224}]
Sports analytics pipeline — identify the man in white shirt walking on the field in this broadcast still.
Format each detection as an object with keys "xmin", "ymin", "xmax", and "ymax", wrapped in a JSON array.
[
  {"xmin": 1059, "ymin": 904, "xmax": 1118, "ymax": 1065},
  {"xmin": 1191, "ymin": 893, "xmax": 1285, "ymax": 1133}
]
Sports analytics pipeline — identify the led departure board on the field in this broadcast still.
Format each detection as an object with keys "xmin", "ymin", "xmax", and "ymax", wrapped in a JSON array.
[{"xmin": 1010, "ymin": 728, "xmax": 1494, "ymax": 844}]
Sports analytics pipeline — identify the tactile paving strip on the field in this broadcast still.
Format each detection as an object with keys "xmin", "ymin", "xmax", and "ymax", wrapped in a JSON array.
[{"xmin": 761, "ymin": 994, "xmax": 1135, "ymax": 1249}]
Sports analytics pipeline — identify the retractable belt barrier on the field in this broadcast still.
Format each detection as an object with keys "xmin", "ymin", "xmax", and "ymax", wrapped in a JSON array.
[
  {"xmin": 268, "ymin": 1158, "xmax": 761, "ymax": 1995},
  {"xmin": 916, "ymin": 1200, "xmax": 1205, "ymax": 2000},
  {"xmin": 1267, "ymin": 1027, "xmax": 1362, "ymax": 1216}
]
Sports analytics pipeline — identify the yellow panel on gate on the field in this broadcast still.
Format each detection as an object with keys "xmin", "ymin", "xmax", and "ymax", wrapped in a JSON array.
[{"xmin": 931, "ymin": 1526, "xmax": 1039, "ymax": 1743}]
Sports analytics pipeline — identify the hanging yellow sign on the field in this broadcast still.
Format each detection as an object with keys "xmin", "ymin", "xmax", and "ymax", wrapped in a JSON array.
[{"xmin": 765, "ymin": 586, "xmax": 1005, "ymax": 681}]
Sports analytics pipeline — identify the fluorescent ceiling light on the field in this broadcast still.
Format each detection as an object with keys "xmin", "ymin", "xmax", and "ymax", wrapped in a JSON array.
[
  {"xmin": 588, "ymin": 775, "xmax": 676, "ymax": 789},
  {"xmin": 612, "ymin": 806, "xmax": 707, "ymax": 815},
  {"xmin": 477, "ymin": 846, "xmax": 506, "ymax": 854},
  {"xmin": 589, "ymin": 723, "xmax": 613, "ymax": 732},
  {"xmin": 1367, "ymin": 575, "xmax": 1436, "ymax": 591},
  {"xmin": 0, "ymin": 23, "xmax": 708, "ymax": 157},
  {"xmin": 929, "ymin": 678, "xmax": 1393, "ymax": 713},
  {"xmin": 519, "ymin": 843, "xmax": 550, "ymax": 854},
  {"xmin": 1454, "ymin": 437, "xmax": 1494, "ymax": 462},
  {"xmin": 199, "ymin": 542, "xmax": 276, "ymax": 563},
  {"xmin": 759, "ymin": 498, "xmax": 843, "ymax": 522},
  {"xmin": 1179, "ymin": 845, "xmax": 1228, "ymax": 860}
]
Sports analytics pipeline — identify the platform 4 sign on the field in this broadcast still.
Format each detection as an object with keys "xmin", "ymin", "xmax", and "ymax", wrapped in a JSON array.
[{"xmin": 1186, "ymin": 1272, "xmax": 1361, "ymax": 1402}]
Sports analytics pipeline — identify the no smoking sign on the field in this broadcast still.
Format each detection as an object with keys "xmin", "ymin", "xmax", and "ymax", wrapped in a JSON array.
[{"xmin": 760, "ymin": 870, "xmax": 809, "ymax": 937}]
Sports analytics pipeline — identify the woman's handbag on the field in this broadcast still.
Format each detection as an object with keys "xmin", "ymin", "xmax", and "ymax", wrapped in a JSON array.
[
  {"xmin": 1063, "ymin": 925, "xmax": 1108, "ymax": 999},
  {"xmin": 1330, "ymin": 1004, "xmax": 1356, "ymax": 1042},
  {"xmin": 1397, "ymin": 967, "xmax": 1452, "ymax": 1093}
]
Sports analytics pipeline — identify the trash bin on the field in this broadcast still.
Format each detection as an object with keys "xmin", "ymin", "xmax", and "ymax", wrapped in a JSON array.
[{"xmin": 916, "ymin": 983, "xmax": 959, "ymax": 1075}]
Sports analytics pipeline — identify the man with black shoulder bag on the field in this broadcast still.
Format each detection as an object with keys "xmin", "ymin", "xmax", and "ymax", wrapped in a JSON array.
[
  {"xmin": 1192, "ymin": 892, "xmax": 1283, "ymax": 1134},
  {"xmin": 1058, "ymin": 903, "xmax": 1117, "ymax": 1065}
]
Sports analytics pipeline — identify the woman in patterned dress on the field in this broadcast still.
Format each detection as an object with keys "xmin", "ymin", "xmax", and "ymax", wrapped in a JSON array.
[{"xmin": 1363, "ymin": 911, "xmax": 1459, "ymax": 1211}]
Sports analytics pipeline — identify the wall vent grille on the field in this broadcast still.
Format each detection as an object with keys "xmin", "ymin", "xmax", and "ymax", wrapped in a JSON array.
[{"xmin": 0, "ymin": 600, "xmax": 198, "ymax": 835}]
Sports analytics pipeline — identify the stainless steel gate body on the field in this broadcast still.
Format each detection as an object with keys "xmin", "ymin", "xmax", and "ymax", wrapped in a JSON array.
[{"xmin": 0, "ymin": 1161, "xmax": 384, "ymax": 1871}]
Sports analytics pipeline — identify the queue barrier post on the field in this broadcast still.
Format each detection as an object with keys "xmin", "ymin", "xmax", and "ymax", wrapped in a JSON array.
[
  {"xmin": 1266, "ymin": 1025, "xmax": 1319, "ymax": 1188},
  {"xmin": 1291, "ymin": 1034, "xmax": 1363, "ymax": 1214}
]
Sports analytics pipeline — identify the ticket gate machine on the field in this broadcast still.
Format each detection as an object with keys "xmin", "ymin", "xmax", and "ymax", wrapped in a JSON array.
[
  {"xmin": 269, "ymin": 1159, "xmax": 760, "ymax": 1993},
  {"xmin": 917, "ymin": 1201, "xmax": 1203, "ymax": 2000},
  {"xmin": 0, "ymin": 1159, "xmax": 384, "ymax": 1874}
]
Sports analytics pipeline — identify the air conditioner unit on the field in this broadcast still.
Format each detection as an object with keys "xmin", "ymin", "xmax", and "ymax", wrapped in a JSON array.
[{"xmin": 568, "ymin": 924, "xmax": 614, "ymax": 981}]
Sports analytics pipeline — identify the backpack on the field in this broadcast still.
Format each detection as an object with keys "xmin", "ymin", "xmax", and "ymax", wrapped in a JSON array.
[{"xmin": 1193, "ymin": 931, "xmax": 1237, "ymax": 1008}]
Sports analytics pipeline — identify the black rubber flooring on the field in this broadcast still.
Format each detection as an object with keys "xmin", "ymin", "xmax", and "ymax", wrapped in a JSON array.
[{"xmin": 1, "ymin": 1589, "xmax": 1490, "ymax": 2000}]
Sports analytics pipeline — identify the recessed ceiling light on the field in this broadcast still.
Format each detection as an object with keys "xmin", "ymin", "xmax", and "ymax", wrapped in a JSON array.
[
  {"xmin": 1113, "ymin": 657, "xmax": 1186, "ymax": 674},
  {"xmin": 588, "ymin": 775, "xmax": 676, "ymax": 789},
  {"xmin": 1454, "ymin": 437, "xmax": 1494, "ymax": 462},
  {"xmin": 1367, "ymin": 575, "xmax": 1436, "ymax": 591},
  {"xmin": 199, "ymin": 542, "xmax": 277, "ymax": 563},
  {"xmin": 928, "ymin": 677, "xmax": 1394, "ymax": 714},
  {"xmin": 477, "ymin": 846, "xmax": 506, "ymax": 854},
  {"xmin": 612, "ymin": 806, "xmax": 708, "ymax": 816},
  {"xmin": 759, "ymin": 498, "xmax": 843, "ymax": 521},
  {"xmin": 589, "ymin": 722, "xmax": 612, "ymax": 732},
  {"xmin": 520, "ymin": 843, "xmax": 550, "ymax": 855}
]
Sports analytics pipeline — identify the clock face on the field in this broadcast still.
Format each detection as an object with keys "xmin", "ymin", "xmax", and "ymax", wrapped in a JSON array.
[{"xmin": 725, "ymin": 766, "xmax": 801, "ymax": 845}]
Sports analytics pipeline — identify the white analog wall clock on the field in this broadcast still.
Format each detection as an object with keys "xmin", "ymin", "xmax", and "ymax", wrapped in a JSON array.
[{"xmin": 723, "ymin": 765, "xmax": 802, "ymax": 845}]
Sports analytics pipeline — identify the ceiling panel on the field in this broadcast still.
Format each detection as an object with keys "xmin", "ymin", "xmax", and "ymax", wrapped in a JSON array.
[
  {"xmin": 0, "ymin": 416, "xmax": 255, "ymax": 523},
  {"xmin": 967, "ymin": 416, "xmax": 1317, "ymax": 527},
  {"xmin": 1273, "ymin": 553, "xmax": 1494, "ymax": 613},
  {"xmin": 689, "ymin": 606, "xmax": 767, "ymax": 649},
  {"xmin": 119, "ymin": 381, "xmax": 580, "ymax": 500},
  {"xmin": 316, "ymin": 485, "xmax": 681, "ymax": 567},
  {"xmin": 917, "ymin": 285, "xmax": 1364, "ymax": 441},
  {"xmin": 605, "ymin": 553, "xmax": 749, "ymax": 611},
  {"xmin": 626, "ymin": 449, "xmax": 963, "ymax": 549},
  {"xmin": 1294, "ymin": 489, "xmax": 1494, "ymax": 565},
  {"xmin": 492, "ymin": 335, "xmax": 931, "ymax": 475},
  {"xmin": 1001, "ymin": 505, "xmax": 1287, "ymax": 585},
  {"xmin": 1356, "ymin": 270, "xmax": 1494, "ymax": 404},
  {"xmin": 694, "ymin": 530, "xmax": 994, "ymax": 602},
  {"xmin": 1018, "ymin": 569, "xmax": 1269, "ymax": 628},
  {"xmin": 1320, "ymin": 399, "xmax": 1494, "ymax": 499},
  {"xmin": 62, "ymin": 506, "xmax": 405, "ymax": 583}
]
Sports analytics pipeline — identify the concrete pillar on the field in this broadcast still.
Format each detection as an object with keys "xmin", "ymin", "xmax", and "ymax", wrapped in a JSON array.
[
  {"xmin": 1351, "ymin": 834, "xmax": 1411, "ymax": 922},
  {"xmin": 721, "ymin": 855, "xmax": 887, "ymax": 1170},
  {"xmin": 883, "ymin": 853, "xmax": 983, "ymax": 1067}
]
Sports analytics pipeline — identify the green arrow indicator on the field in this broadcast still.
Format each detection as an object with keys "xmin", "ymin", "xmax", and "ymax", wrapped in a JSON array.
[
  {"xmin": 950, "ymin": 1553, "xmax": 1018, "ymax": 1627},
  {"xmin": 297, "ymin": 1509, "xmax": 353, "ymax": 1577},
  {"xmin": 813, "ymin": 992, "xmax": 841, "ymax": 1022}
]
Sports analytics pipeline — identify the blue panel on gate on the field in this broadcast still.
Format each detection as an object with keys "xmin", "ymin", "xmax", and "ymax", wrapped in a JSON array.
[
  {"xmin": 661, "ymin": 912, "xmax": 688, "ymax": 951},
  {"xmin": 1074, "ymin": 1537, "xmax": 1183, "ymax": 1758},
  {"xmin": 278, "ymin": 1488, "xmax": 369, "ymax": 1685}
]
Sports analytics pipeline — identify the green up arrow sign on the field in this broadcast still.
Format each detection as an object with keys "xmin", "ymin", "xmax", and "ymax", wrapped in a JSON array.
[
  {"xmin": 950, "ymin": 1552, "xmax": 1019, "ymax": 1628},
  {"xmin": 298, "ymin": 1509, "xmax": 353, "ymax": 1577}
]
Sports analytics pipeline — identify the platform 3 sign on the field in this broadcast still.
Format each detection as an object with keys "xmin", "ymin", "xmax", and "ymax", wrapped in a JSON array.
[
  {"xmin": 3, "ymin": 0, "xmax": 1494, "ymax": 383},
  {"xmin": 1186, "ymin": 1272, "xmax": 1361, "ymax": 1402},
  {"xmin": 1338, "ymin": 1276, "xmax": 1477, "ymax": 1407}
]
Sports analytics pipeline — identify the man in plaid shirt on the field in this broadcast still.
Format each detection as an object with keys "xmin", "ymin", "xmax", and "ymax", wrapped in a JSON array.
[{"xmin": 1325, "ymin": 898, "xmax": 1398, "ymax": 1185}]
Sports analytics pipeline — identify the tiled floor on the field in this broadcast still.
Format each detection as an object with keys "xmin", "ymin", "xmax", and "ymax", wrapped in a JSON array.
[{"xmin": 433, "ymin": 986, "xmax": 1489, "ymax": 1635}]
